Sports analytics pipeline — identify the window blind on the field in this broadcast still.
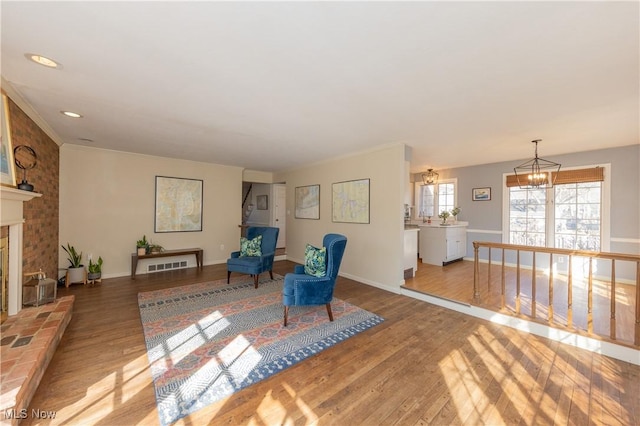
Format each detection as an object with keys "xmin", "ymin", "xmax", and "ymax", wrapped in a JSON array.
[{"xmin": 506, "ymin": 167, "xmax": 604, "ymax": 187}]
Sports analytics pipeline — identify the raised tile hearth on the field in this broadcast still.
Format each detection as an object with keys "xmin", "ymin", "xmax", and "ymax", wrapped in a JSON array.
[{"xmin": 0, "ymin": 296, "xmax": 74, "ymax": 425}]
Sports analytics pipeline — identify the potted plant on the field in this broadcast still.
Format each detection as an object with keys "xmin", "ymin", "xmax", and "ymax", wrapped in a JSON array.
[
  {"xmin": 88, "ymin": 256, "xmax": 103, "ymax": 282},
  {"xmin": 136, "ymin": 235, "xmax": 149, "ymax": 255},
  {"xmin": 450, "ymin": 207, "xmax": 461, "ymax": 223},
  {"xmin": 148, "ymin": 242, "xmax": 164, "ymax": 254},
  {"xmin": 62, "ymin": 243, "xmax": 85, "ymax": 284},
  {"xmin": 438, "ymin": 210, "xmax": 450, "ymax": 225}
]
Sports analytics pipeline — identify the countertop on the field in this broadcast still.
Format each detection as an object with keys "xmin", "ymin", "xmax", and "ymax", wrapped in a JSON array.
[
  {"xmin": 405, "ymin": 221, "xmax": 468, "ymax": 229},
  {"xmin": 418, "ymin": 223, "xmax": 467, "ymax": 228}
]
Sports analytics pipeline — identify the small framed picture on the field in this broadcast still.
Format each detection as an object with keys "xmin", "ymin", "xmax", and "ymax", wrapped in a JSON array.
[
  {"xmin": 472, "ymin": 187, "xmax": 491, "ymax": 201},
  {"xmin": 257, "ymin": 194, "xmax": 268, "ymax": 210},
  {"xmin": 295, "ymin": 184, "xmax": 320, "ymax": 219}
]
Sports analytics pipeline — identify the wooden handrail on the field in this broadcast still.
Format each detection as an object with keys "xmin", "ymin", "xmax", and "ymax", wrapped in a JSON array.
[
  {"xmin": 472, "ymin": 241, "xmax": 640, "ymax": 346},
  {"xmin": 473, "ymin": 241, "xmax": 640, "ymax": 262}
]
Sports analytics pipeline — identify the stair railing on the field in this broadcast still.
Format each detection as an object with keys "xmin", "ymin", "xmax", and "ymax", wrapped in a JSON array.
[
  {"xmin": 242, "ymin": 183, "xmax": 253, "ymax": 210},
  {"xmin": 472, "ymin": 241, "xmax": 640, "ymax": 346}
]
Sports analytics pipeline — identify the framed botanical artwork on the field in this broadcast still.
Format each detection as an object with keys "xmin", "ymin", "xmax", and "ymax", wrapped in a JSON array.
[
  {"xmin": 295, "ymin": 184, "xmax": 320, "ymax": 219},
  {"xmin": 332, "ymin": 178, "xmax": 370, "ymax": 224},
  {"xmin": 155, "ymin": 176, "xmax": 203, "ymax": 232},
  {"xmin": 472, "ymin": 187, "xmax": 491, "ymax": 201},
  {"xmin": 256, "ymin": 194, "xmax": 268, "ymax": 210},
  {"xmin": 1, "ymin": 93, "xmax": 16, "ymax": 187}
]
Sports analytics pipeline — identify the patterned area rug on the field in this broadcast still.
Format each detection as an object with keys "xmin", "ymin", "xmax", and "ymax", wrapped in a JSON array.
[{"xmin": 138, "ymin": 276, "xmax": 384, "ymax": 426}]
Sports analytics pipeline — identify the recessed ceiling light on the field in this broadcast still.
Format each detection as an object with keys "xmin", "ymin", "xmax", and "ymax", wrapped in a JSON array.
[
  {"xmin": 25, "ymin": 53, "xmax": 61, "ymax": 69},
  {"xmin": 61, "ymin": 111, "xmax": 83, "ymax": 118}
]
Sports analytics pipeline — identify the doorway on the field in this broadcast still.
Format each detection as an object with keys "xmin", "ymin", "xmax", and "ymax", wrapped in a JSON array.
[
  {"xmin": 273, "ymin": 184, "xmax": 286, "ymax": 249},
  {"xmin": 241, "ymin": 182, "xmax": 286, "ymax": 251}
]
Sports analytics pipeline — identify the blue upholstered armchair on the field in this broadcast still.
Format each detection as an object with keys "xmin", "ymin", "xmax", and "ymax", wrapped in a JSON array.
[
  {"xmin": 283, "ymin": 233, "xmax": 347, "ymax": 326},
  {"xmin": 227, "ymin": 226, "xmax": 280, "ymax": 288}
]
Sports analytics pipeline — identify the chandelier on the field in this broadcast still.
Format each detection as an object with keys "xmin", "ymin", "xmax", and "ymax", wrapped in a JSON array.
[
  {"xmin": 421, "ymin": 168, "xmax": 439, "ymax": 185},
  {"xmin": 513, "ymin": 139, "xmax": 561, "ymax": 189}
]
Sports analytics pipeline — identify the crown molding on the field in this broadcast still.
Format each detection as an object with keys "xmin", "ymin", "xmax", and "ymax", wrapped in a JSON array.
[{"xmin": 1, "ymin": 77, "xmax": 64, "ymax": 146}]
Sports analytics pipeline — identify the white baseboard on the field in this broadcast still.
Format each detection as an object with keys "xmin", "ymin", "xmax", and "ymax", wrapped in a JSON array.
[
  {"xmin": 338, "ymin": 271, "xmax": 401, "ymax": 294},
  {"xmin": 285, "ymin": 256, "xmax": 401, "ymax": 294}
]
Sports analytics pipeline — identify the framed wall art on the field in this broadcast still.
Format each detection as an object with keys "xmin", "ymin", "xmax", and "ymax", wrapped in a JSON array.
[
  {"xmin": 256, "ymin": 194, "xmax": 268, "ymax": 210},
  {"xmin": 332, "ymin": 178, "xmax": 370, "ymax": 224},
  {"xmin": 1, "ymin": 93, "xmax": 16, "ymax": 187},
  {"xmin": 472, "ymin": 187, "xmax": 491, "ymax": 201},
  {"xmin": 295, "ymin": 184, "xmax": 320, "ymax": 219},
  {"xmin": 155, "ymin": 176, "xmax": 203, "ymax": 232}
]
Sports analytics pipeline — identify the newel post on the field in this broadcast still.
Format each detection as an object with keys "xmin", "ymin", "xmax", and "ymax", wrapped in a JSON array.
[
  {"xmin": 635, "ymin": 261, "xmax": 640, "ymax": 346},
  {"xmin": 473, "ymin": 242, "xmax": 481, "ymax": 304}
]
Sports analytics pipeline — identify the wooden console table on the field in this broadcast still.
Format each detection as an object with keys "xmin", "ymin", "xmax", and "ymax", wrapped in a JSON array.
[{"xmin": 131, "ymin": 248, "xmax": 203, "ymax": 279}]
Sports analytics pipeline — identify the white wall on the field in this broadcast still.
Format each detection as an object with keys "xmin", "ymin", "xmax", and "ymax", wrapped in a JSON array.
[
  {"xmin": 59, "ymin": 145, "xmax": 243, "ymax": 278},
  {"xmin": 276, "ymin": 143, "xmax": 407, "ymax": 293},
  {"xmin": 243, "ymin": 169, "xmax": 274, "ymax": 183}
]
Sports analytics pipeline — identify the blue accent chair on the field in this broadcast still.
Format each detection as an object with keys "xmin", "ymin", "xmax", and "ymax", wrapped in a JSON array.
[
  {"xmin": 283, "ymin": 233, "xmax": 347, "ymax": 326},
  {"xmin": 227, "ymin": 226, "xmax": 280, "ymax": 288}
]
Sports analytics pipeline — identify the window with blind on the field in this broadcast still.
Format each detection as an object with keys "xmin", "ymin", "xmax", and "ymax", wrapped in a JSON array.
[{"xmin": 505, "ymin": 166, "xmax": 606, "ymax": 251}]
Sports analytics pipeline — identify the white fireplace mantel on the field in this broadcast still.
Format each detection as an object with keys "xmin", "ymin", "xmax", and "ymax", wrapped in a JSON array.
[
  {"xmin": 1, "ymin": 186, "xmax": 42, "ymax": 202},
  {"xmin": 1, "ymin": 186, "xmax": 42, "ymax": 315},
  {"xmin": 1, "ymin": 186, "xmax": 42, "ymax": 224}
]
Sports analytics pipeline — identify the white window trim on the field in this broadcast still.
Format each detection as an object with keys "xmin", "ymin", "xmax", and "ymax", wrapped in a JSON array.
[
  {"xmin": 414, "ymin": 178, "xmax": 458, "ymax": 220},
  {"xmin": 501, "ymin": 163, "xmax": 611, "ymax": 251}
]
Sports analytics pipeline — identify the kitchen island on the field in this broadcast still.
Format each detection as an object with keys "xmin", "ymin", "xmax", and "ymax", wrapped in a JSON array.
[{"xmin": 418, "ymin": 223, "xmax": 467, "ymax": 266}]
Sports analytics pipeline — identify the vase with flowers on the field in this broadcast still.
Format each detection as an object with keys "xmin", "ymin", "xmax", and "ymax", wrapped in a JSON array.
[
  {"xmin": 450, "ymin": 207, "xmax": 461, "ymax": 224},
  {"xmin": 438, "ymin": 210, "xmax": 450, "ymax": 225}
]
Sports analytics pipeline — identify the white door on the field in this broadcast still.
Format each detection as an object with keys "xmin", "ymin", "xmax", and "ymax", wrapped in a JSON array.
[{"xmin": 273, "ymin": 184, "xmax": 286, "ymax": 248}]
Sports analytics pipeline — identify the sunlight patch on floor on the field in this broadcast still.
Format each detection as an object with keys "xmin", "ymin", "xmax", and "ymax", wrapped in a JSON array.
[
  {"xmin": 221, "ymin": 334, "xmax": 262, "ymax": 382},
  {"xmin": 58, "ymin": 353, "xmax": 160, "ymax": 423},
  {"xmin": 255, "ymin": 390, "xmax": 289, "ymax": 425},
  {"xmin": 284, "ymin": 382, "xmax": 319, "ymax": 424},
  {"xmin": 121, "ymin": 353, "xmax": 156, "ymax": 403},
  {"xmin": 156, "ymin": 311, "xmax": 228, "ymax": 365},
  {"xmin": 434, "ymin": 323, "xmax": 581, "ymax": 424},
  {"xmin": 63, "ymin": 372, "xmax": 123, "ymax": 422}
]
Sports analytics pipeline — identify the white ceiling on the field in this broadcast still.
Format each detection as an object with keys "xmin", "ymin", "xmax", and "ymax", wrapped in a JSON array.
[{"xmin": 1, "ymin": 1, "xmax": 638, "ymax": 173}]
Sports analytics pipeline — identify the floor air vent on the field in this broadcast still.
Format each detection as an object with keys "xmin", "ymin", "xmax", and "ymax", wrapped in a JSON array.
[{"xmin": 148, "ymin": 261, "xmax": 188, "ymax": 273}]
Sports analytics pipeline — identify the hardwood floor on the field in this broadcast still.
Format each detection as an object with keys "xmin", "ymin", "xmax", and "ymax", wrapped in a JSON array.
[
  {"xmin": 24, "ymin": 261, "xmax": 639, "ymax": 425},
  {"xmin": 403, "ymin": 259, "xmax": 638, "ymax": 347}
]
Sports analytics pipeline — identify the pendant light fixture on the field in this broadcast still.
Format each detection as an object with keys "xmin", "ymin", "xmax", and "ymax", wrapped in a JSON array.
[
  {"xmin": 421, "ymin": 168, "xmax": 439, "ymax": 185},
  {"xmin": 513, "ymin": 139, "xmax": 560, "ymax": 189}
]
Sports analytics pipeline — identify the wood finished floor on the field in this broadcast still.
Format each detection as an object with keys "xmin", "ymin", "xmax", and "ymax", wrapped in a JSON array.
[
  {"xmin": 24, "ymin": 261, "xmax": 639, "ymax": 425},
  {"xmin": 403, "ymin": 259, "xmax": 638, "ymax": 347}
]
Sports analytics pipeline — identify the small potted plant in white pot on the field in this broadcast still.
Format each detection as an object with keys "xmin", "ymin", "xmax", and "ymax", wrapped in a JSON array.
[
  {"xmin": 62, "ymin": 243, "xmax": 85, "ymax": 285},
  {"xmin": 136, "ymin": 235, "xmax": 149, "ymax": 255}
]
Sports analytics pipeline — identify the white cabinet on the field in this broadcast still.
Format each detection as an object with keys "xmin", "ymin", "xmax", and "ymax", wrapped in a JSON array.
[
  {"xmin": 404, "ymin": 228, "xmax": 419, "ymax": 277},
  {"xmin": 419, "ymin": 224, "xmax": 467, "ymax": 266}
]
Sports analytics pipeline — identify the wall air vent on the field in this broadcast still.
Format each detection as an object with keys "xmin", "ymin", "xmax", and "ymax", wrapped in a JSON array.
[{"xmin": 147, "ymin": 261, "xmax": 188, "ymax": 273}]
